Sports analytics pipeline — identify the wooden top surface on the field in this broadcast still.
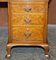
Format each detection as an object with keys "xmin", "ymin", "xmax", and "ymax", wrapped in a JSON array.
[
  {"xmin": 0, "ymin": 0, "xmax": 49, "ymax": 2},
  {"xmin": 0, "ymin": 0, "xmax": 7, "ymax": 2}
]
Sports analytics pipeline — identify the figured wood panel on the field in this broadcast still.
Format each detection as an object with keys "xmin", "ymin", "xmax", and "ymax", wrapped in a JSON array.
[
  {"xmin": 7, "ymin": 0, "xmax": 48, "ymax": 44},
  {"xmin": 11, "ymin": 26, "xmax": 44, "ymax": 42},
  {"xmin": 11, "ymin": 2, "xmax": 47, "ymax": 13},
  {"xmin": 11, "ymin": 13, "xmax": 46, "ymax": 25}
]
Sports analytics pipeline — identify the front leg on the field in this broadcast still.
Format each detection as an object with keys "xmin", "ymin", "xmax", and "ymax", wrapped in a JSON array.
[{"xmin": 6, "ymin": 44, "xmax": 12, "ymax": 58}]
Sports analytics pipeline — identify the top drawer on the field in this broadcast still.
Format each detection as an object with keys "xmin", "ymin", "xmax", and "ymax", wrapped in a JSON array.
[{"xmin": 11, "ymin": 2, "xmax": 48, "ymax": 13}]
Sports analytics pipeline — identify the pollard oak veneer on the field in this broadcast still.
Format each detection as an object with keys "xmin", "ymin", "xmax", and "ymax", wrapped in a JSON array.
[{"xmin": 6, "ymin": 0, "xmax": 49, "ymax": 58}]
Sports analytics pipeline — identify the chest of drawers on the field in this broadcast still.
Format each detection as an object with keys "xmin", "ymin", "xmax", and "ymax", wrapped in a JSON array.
[{"xmin": 6, "ymin": 0, "xmax": 49, "ymax": 58}]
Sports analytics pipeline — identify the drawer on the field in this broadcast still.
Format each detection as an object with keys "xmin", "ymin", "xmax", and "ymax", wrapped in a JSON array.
[
  {"xmin": 11, "ymin": 26, "xmax": 44, "ymax": 42},
  {"xmin": 11, "ymin": 2, "xmax": 47, "ymax": 13},
  {"xmin": 11, "ymin": 13, "xmax": 46, "ymax": 25}
]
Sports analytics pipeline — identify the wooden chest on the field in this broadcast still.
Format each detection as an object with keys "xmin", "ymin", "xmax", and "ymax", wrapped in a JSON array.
[{"xmin": 6, "ymin": 0, "xmax": 49, "ymax": 58}]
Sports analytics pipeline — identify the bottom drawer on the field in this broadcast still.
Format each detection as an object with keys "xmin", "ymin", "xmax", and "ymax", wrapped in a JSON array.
[{"xmin": 11, "ymin": 25, "xmax": 44, "ymax": 42}]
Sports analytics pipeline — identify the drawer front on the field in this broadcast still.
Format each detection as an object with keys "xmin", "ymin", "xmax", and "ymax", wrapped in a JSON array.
[
  {"xmin": 11, "ymin": 26, "xmax": 44, "ymax": 42},
  {"xmin": 11, "ymin": 13, "xmax": 46, "ymax": 26},
  {"xmin": 11, "ymin": 2, "xmax": 48, "ymax": 13}
]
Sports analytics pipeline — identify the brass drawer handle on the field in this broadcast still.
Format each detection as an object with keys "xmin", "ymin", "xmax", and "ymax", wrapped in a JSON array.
[
  {"xmin": 24, "ymin": 33, "xmax": 31, "ymax": 37},
  {"xmin": 24, "ymin": 19, "xmax": 31, "ymax": 23},
  {"xmin": 24, "ymin": 7, "xmax": 32, "ymax": 12}
]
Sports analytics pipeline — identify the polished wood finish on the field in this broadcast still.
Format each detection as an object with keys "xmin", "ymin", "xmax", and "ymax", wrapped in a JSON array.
[
  {"xmin": 0, "ymin": 0, "xmax": 7, "ymax": 2},
  {"xmin": 6, "ymin": 0, "xmax": 49, "ymax": 58},
  {"xmin": 11, "ymin": 2, "xmax": 47, "ymax": 13},
  {"xmin": 11, "ymin": 13, "xmax": 46, "ymax": 25}
]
